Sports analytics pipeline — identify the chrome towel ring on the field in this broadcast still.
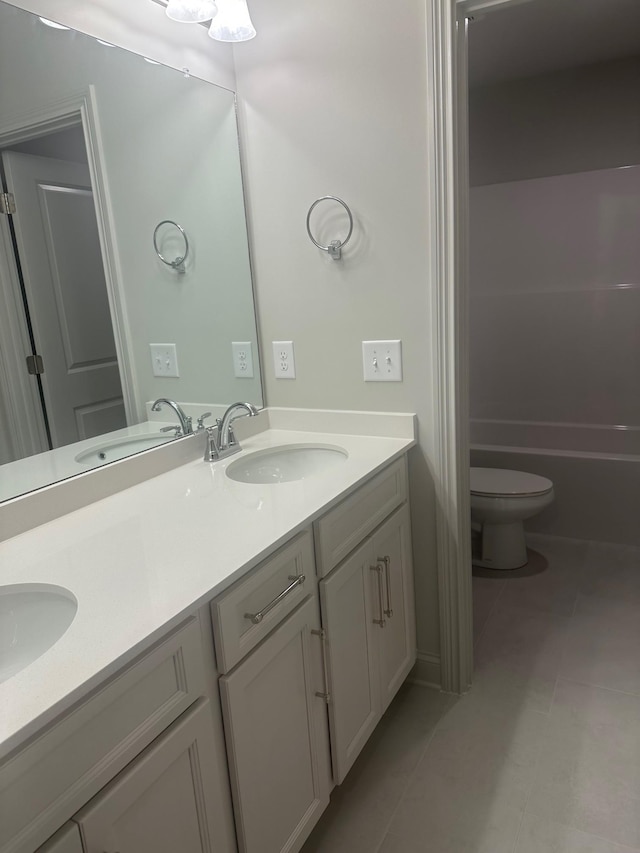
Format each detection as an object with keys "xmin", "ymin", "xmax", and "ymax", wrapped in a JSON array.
[
  {"xmin": 153, "ymin": 220, "xmax": 189, "ymax": 274},
  {"xmin": 306, "ymin": 196, "xmax": 354, "ymax": 260}
]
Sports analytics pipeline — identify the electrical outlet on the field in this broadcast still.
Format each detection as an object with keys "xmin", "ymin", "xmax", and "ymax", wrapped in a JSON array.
[
  {"xmin": 150, "ymin": 343, "xmax": 179, "ymax": 378},
  {"xmin": 232, "ymin": 341, "xmax": 254, "ymax": 378},
  {"xmin": 362, "ymin": 340, "xmax": 403, "ymax": 382},
  {"xmin": 272, "ymin": 341, "xmax": 296, "ymax": 379}
]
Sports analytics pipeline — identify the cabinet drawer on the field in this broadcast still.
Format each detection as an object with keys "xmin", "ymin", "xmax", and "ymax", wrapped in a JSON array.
[
  {"xmin": 314, "ymin": 457, "xmax": 407, "ymax": 577},
  {"xmin": 212, "ymin": 529, "xmax": 314, "ymax": 673},
  {"xmin": 0, "ymin": 617, "xmax": 206, "ymax": 853}
]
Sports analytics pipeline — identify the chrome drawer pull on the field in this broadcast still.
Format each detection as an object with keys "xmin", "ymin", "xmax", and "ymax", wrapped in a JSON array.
[
  {"xmin": 370, "ymin": 565, "xmax": 385, "ymax": 627},
  {"xmin": 311, "ymin": 628, "xmax": 331, "ymax": 702},
  {"xmin": 244, "ymin": 575, "xmax": 305, "ymax": 624},
  {"xmin": 379, "ymin": 555, "xmax": 393, "ymax": 618}
]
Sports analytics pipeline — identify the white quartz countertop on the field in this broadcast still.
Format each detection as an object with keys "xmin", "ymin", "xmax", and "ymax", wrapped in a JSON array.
[{"xmin": 0, "ymin": 426, "xmax": 414, "ymax": 759}]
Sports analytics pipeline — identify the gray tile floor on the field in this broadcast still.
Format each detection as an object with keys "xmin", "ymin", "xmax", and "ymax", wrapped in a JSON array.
[{"xmin": 302, "ymin": 533, "xmax": 640, "ymax": 853}]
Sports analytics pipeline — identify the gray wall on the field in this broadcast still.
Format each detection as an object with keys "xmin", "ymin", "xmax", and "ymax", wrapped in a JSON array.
[{"xmin": 470, "ymin": 55, "xmax": 640, "ymax": 187}]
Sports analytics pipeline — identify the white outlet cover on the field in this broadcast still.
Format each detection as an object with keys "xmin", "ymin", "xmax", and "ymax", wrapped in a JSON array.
[
  {"xmin": 232, "ymin": 341, "xmax": 254, "ymax": 378},
  {"xmin": 272, "ymin": 340, "xmax": 296, "ymax": 379},
  {"xmin": 362, "ymin": 340, "xmax": 402, "ymax": 382},
  {"xmin": 150, "ymin": 343, "xmax": 179, "ymax": 378}
]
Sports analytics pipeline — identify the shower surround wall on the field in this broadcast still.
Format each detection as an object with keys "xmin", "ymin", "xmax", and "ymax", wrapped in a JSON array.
[
  {"xmin": 470, "ymin": 165, "xmax": 640, "ymax": 545},
  {"xmin": 469, "ymin": 56, "xmax": 640, "ymax": 546}
]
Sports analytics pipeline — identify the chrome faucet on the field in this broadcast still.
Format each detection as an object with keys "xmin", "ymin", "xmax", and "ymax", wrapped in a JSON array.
[
  {"xmin": 151, "ymin": 398, "xmax": 193, "ymax": 435},
  {"xmin": 204, "ymin": 401, "xmax": 260, "ymax": 462}
]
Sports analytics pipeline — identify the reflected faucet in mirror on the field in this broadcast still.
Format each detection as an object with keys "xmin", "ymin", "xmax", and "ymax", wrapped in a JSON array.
[
  {"xmin": 204, "ymin": 402, "xmax": 260, "ymax": 462},
  {"xmin": 151, "ymin": 398, "xmax": 193, "ymax": 436}
]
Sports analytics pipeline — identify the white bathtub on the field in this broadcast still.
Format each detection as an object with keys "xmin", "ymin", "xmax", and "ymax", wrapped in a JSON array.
[{"xmin": 470, "ymin": 420, "xmax": 640, "ymax": 546}]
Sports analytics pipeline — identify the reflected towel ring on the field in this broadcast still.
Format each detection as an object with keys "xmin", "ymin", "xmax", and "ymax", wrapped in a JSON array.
[
  {"xmin": 153, "ymin": 220, "xmax": 189, "ymax": 274},
  {"xmin": 306, "ymin": 196, "xmax": 354, "ymax": 260}
]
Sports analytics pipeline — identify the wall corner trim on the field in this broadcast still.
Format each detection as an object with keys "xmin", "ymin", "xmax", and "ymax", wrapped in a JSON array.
[{"xmin": 425, "ymin": 0, "xmax": 474, "ymax": 694}]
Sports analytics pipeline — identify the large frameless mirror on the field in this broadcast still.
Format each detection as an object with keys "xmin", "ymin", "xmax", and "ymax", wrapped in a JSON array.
[{"xmin": 0, "ymin": 2, "xmax": 262, "ymax": 504}]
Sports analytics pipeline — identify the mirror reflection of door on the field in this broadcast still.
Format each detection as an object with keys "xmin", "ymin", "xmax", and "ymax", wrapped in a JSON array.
[{"xmin": 0, "ymin": 128, "xmax": 126, "ymax": 458}]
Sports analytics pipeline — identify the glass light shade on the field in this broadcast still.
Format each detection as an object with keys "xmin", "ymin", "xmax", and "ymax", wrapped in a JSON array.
[
  {"xmin": 38, "ymin": 17, "xmax": 70, "ymax": 30},
  {"xmin": 208, "ymin": 0, "xmax": 256, "ymax": 42},
  {"xmin": 166, "ymin": 0, "xmax": 218, "ymax": 23}
]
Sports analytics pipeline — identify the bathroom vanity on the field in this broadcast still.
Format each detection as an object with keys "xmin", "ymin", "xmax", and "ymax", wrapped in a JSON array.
[{"xmin": 0, "ymin": 414, "xmax": 416, "ymax": 853}]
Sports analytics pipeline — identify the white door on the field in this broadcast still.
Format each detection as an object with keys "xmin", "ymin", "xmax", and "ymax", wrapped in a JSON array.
[
  {"xmin": 220, "ymin": 597, "xmax": 331, "ymax": 853},
  {"xmin": 74, "ymin": 700, "xmax": 235, "ymax": 853},
  {"xmin": 2, "ymin": 150, "xmax": 126, "ymax": 447},
  {"xmin": 372, "ymin": 505, "xmax": 417, "ymax": 713},
  {"xmin": 319, "ymin": 538, "xmax": 380, "ymax": 784}
]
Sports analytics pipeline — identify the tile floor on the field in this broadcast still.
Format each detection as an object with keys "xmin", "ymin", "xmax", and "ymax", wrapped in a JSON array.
[{"xmin": 302, "ymin": 533, "xmax": 640, "ymax": 853}]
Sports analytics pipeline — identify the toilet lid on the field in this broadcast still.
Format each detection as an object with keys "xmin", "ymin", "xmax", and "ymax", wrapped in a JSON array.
[{"xmin": 470, "ymin": 467, "xmax": 553, "ymax": 498}]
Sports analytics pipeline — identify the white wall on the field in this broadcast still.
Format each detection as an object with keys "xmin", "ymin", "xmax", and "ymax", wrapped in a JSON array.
[
  {"xmin": 233, "ymin": 0, "xmax": 441, "ymax": 664},
  {"xmin": 469, "ymin": 55, "xmax": 640, "ymax": 186},
  {"xmin": 1, "ymin": 0, "xmax": 236, "ymax": 89}
]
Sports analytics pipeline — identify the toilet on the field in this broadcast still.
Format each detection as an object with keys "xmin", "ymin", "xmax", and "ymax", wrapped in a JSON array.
[{"xmin": 470, "ymin": 467, "xmax": 554, "ymax": 570}]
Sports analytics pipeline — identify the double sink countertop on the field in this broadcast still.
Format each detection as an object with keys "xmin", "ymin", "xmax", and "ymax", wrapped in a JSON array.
[{"xmin": 0, "ymin": 411, "xmax": 415, "ymax": 760}]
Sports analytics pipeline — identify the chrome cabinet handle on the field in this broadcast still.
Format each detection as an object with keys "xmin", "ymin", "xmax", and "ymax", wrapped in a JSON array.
[
  {"xmin": 311, "ymin": 628, "xmax": 331, "ymax": 703},
  {"xmin": 379, "ymin": 555, "xmax": 393, "ymax": 618},
  {"xmin": 370, "ymin": 565, "xmax": 385, "ymax": 627},
  {"xmin": 244, "ymin": 575, "xmax": 305, "ymax": 624}
]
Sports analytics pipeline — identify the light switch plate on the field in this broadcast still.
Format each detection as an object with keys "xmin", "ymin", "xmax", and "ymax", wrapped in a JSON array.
[
  {"xmin": 273, "ymin": 341, "xmax": 296, "ymax": 379},
  {"xmin": 232, "ymin": 341, "xmax": 254, "ymax": 378},
  {"xmin": 362, "ymin": 340, "xmax": 402, "ymax": 381},
  {"xmin": 150, "ymin": 343, "xmax": 179, "ymax": 378}
]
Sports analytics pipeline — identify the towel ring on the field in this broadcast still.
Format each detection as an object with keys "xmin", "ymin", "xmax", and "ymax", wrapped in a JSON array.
[
  {"xmin": 153, "ymin": 220, "xmax": 189, "ymax": 274},
  {"xmin": 306, "ymin": 196, "xmax": 354, "ymax": 260}
]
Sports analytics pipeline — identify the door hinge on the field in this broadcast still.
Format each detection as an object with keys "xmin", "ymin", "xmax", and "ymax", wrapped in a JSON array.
[
  {"xmin": 0, "ymin": 192, "xmax": 16, "ymax": 215},
  {"xmin": 26, "ymin": 354, "xmax": 45, "ymax": 375}
]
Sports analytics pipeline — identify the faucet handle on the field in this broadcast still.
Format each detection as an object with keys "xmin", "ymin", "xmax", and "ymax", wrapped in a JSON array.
[
  {"xmin": 203, "ymin": 423, "xmax": 220, "ymax": 462},
  {"xmin": 160, "ymin": 424, "xmax": 182, "ymax": 436},
  {"xmin": 196, "ymin": 412, "xmax": 212, "ymax": 431}
]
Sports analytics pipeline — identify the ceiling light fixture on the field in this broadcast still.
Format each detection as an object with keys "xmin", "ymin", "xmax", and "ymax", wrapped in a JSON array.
[
  {"xmin": 165, "ymin": 0, "xmax": 218, "ymax": 23},
  {"xmin": 38, "ymin": 17, "xmax": 70, "ymax": 30},
  {"xmin": 208, "ymin": 0, "xmax": 256, "ymax": 42}
]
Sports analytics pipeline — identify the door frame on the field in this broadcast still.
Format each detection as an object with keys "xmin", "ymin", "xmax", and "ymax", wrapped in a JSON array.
[
  {"xmin": 427, "ymin": 0, "xmax": 530, "ymax": 692},
  {"xmin": 0, "ymin": 86, "xmax": 140, "ymax": 452}
]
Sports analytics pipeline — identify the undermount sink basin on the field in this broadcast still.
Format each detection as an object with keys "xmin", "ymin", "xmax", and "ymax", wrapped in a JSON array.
[
  {"xmin": 226, "ymin": 444, "xmax": 348, "ymax": 484},
  {"xmin": 0, "ymin": 584, "xmax": 78, "ymax": 683},
  {"xmin": 75, "ymin": 433, "xmax": 174, "ymax": 465}
]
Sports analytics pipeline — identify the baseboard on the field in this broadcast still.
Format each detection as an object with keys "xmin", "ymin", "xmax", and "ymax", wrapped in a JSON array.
[{"xmin": 408, "ymin": 652, "xmax": 441, "ymax": 690}]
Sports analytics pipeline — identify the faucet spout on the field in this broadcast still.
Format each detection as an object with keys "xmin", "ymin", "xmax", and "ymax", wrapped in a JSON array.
[
  {"xmin": 218, "ymin": 402, "xmax": 260, "ymax": 451},
  {"xmin": 204, "ymin": 401, "xmax": 260, "ymax": 462},
  {"xmin": 151, "ymin": 398, "xmax": 193, "ymax": 435}
]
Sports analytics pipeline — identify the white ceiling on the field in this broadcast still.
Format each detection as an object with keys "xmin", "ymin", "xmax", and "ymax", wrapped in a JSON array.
[{"xmin": 468, "ymin": 0, "xmax": 640, "ymax": 87}]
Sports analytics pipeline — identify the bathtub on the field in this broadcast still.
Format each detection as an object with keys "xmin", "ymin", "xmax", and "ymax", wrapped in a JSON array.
[{"xmin": 470, "ymin": 420, "xmax": 640, "ymax": 546}]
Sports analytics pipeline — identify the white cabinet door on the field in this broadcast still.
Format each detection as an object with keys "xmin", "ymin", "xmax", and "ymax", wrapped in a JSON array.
[
  {"xmin": 319, "ymin": 540, "xmax": 380, "ymax": 784},
  {"xmin": 220, "ymin": 597, "xmax": 331, "ymax": 853},
  {"xmin": 372, "ymin": 504, "xmax": 417, "ymax": 713},
  {"xmin": 37, "ymin": 823, "xmax": 84, "ymax": 853},
  {"xmin": 320, "ymin": 503, "xmax": 417, "ymax": 785},
  {"xmin": 74, "ymin": 700, "xmax": 236, "ymax": 853}
]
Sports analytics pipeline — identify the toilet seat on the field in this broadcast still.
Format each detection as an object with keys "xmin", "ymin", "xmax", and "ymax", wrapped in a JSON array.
[{"xmin": 470, "ymin": 467, "xmax": 553, "ymax": 498}]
